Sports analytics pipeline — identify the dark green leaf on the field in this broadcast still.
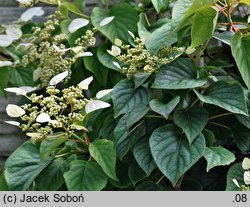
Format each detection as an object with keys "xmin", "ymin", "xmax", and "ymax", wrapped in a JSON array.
[
  {"xmin": 128, "ymin": 161, "xmax": 146, "ymax": 185},
  {"xmin": 0, "ymin": 67, "xmax": 9, "ymax": 95},
  {"xmin": 152, "ymin": 58, "xmax": 207, "ymax": 89},
  {"xmin": 9, "ymin": 67, "xmax": 34, "ymax": 86},
  {"xmin": 203, "ymin": 129, "xmax": 215, "ymax": 147},
  {"xmin": 174, "ymin": 107, "xmax": 208, "ymax": 144},
  {"xmin": 64, "ymin": 160, "xmax": 108, "ymax": 191},
  {"xmin": 126, "ymin": 105, "xmax": 149, "ymax": 129},
  {"xmin": 135, "ymin": 181, "xmax": 160, "ymax": 191},
  {"xmin": 0, "ymin": 172, "xmax": 9, "ymax": 191},
  {"xmin": 232, "ymin": 124, "xmax": 250, "ymax": 152},
  {"xmin": 195, "ymin": 81, "xmax": 248, "ymax": 116},
  {"xmin": 150, "ymin": 125, "xmax": 205, "ymax": 186},
  {"xmin": 226, "ymin": 163, "xmax": 244, "ymax": 191}
]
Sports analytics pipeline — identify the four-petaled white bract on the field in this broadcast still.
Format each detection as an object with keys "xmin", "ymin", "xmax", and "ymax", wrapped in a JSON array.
[
  {"xmin": 52, "ymin": 44, "xmax": 71, "ymax": 53},
  {"xmin": 107, "ymin": 45, "xmax": 121, "ymax": 57},
  {"xmin": 49, "ymin": 70, "xmax": 69, "ymax": 85},
  {"xmin": 232, "ymin": 179, "xmax": 240, "ymax": 188},
  {"xmin": 0, "ymin": 61, "xmax": 12, "ymax": 67},
  {"xmin": 112, "ymin": 61, "xmax": 121, "ymax": 69},
  {"xmin": 26, "ymin": 132, "xmax": 42, "ymax": 138},
  {"xmin": 85, "ymin": 100, "xmax": 111, "ymax": 114},
  {"xmin": 68, "ymin": 18, "xmax": 89, "ymax": 33},
  {"xmin": 6, "ymin": 104, "xmax": 25, "ymax": 117},
  {"xmin": 242, "ymin": 157, "xmax": 250, "ymax": 170},
  {"xmin": 96, "ymin": 89, "xmax": 113, "ymax": 99},
  {"xmin": 6, "ymin": 27, "xmax": 22, "ymax": 41},
  {"xmin": 21, "ymin": 7, "xmax": 45, "ymax": 22},
  {"xmin": 78, "ymin": 76, "xmax": 93, "ymax": 90},
  {"xmin": 100, "ymin": 16, "xmax": 115, "ymax": 27},
  {"xmin": 0, "ymin": 35, "xmax": 13, "ymax": 47},
  {"xmin": 244, "ymin": 171, "xmax": 250, "ymax": 185},
  {"xmin": 4, "ymin": 87, "xmax": 27, "ymax": 96},
  {"xmin": 4, "ymin": 121, "xmax": 20, "ymax": 127},
  {"xmin": 74, "ymin": 51, "xmax": 93, "ymax": 59},
  {"xmin": 36, "ymin": 113, "xmax": 51, "ymax": 123}
]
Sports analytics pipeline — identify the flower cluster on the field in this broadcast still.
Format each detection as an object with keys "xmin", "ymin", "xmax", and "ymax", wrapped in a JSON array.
[
  {"xmin": 5, "ymin": 72, "xmax": 112, "ymax": 142},
  {"xmin": 108, "ymin": 32, "xmax": 184, "ymax": 78},
  {"xmin": 233, "ymin": 157, "xmax": 250, "ymax": 191},
  {"xmin": 17, "ymin": 0, "xmax": 39, "ymax": 7}
]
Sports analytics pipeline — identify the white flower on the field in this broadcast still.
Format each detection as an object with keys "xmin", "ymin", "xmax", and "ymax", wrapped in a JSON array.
[
  {"xmin": 96, "ymin": 89, "xmax": 113, "ymax": 99},
  {"xmin": 33, "ymin": 68, "xmax": 42, "ymax": 81},
  {"xmin": 19, "ymin": 86, "xmax": 37, "ymax": 94},
  {"xmin": 242, "ymin": 157, "xmax": 250, "ymax": 170},
  {"xmin": 4, "ymin": 87, "xmax": 27, "ymax": 96},
  {"xmin": 36, "ymin": 113, "xmax": 51, "ymax": 123},
  {"xmin": 0, "ymin": 35, "xmax": 13, "ymax": 47},
  {"xmin": 6, "ymin": 104, "xmax": 25, "ymax": 117},
  {"xmin": 128, "ymin": 31, "xmax": 135, "ymax": 38},
  {"xmin": 68, "ymin": 18, "xmax": 89, "ymax": 33},
  {"xmin": 49, "ymin": 70, "xmax": 69, "ymax": 85},
  {"xmin": 107, "ymin": 45, "xmax": 121, "ymax": 57},
  {"xmin": 232, "ymin": 179, "xmax": 240, "ymax": 188},
  {"xmin": 17, "ymin": 0, "xmax": 33, "ymax": 4},
  {"xmin": 78, "ymin": 76, "xmax": 93, "ymax": 90},
  {"xmin": 100, "ymin": 16, "xmax": 115, "ymax": 27},
  {"xmin": 52, "ymin": 44, "xmax": 71, "ymax": 53},
  {"xmin": 0, "ymin": 61, "xmax": 12, "ymax": 67},
  {"xmin": 74, "ymin": 51, "xmax": 93, "ymax": 59},
  {"xmin": 20, "ymin": 7, "xmax": 45, "ymax": 22},
  {"xmin": 4, "ymin": 121, "xmax": 20, "ymax": 127},
  {"xmin": 71, "ymin": 46, "xmax": 84, "ymax": 54},
  {"xmin": 85, "ymin": 100, "xmax": 111, "ymax": 114},
  {"xmin": 26, "ymin": 132, "xmax": 42, "ymax": 138},
  {"xmin": 244, "ymin": 171, "xmax": 250, "ymax": 185},
  {"xmin": 112, "ymin": 61, "xmax": 121, "ymax": 69},
  {"xmin": 6, "ymin": 26, "xmax": 22, "ymax": 41}
]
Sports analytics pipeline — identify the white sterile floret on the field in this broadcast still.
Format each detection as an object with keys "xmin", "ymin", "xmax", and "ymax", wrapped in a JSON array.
[
  {"xmin": 107, "ymin": 45, "xmax": 121, "ymax": 57},
  {"xmin": 112, "ymin": 61, "xmax": 121, "ymax": 69},
  {"xmin": 36, "ymin": 113, "xmax": 51, "ymax": 123},
  {"xmin": 19, "ymin": 86, "xmax": 37, "ymax": 94},
  {"xmin": 6, "ymin": 104, "xmax": 25, "ymax": 117},
  {"xmin": 0, "ymin": 35, "xmax": 13, "ymax": 47},
  {"xmin": 68, "ymin": 18, "xmax": 89, "ymax": 33},
  {"xmin": 26, "ymin": 132, "xmax": 42, "ymax": 138},
  {"xmin": 242, "ymin": 157, "xmax": 250, "ymax": 170},
  {"xmin": 100, "ymin": 16, "xmax": 115, "ymax": 26},
  {"xmin": 78, "ymin": 76, "xmax": 93, "ymax": 90},
  {"xmin": 96, "ymin": 89, "xmax": 113, "ymax": 99},
  {"xmin": 6, "ymin": 26, "xmax": 22, "ymax": 40},
  {"xmin": 0, "ymin": 61, "xmax": 12, "ymax": 67},
  {"xmin": 232, "ymin": 179, "xmax": 240, "ymax": 188},
  {"xmin": 128, "ymin": 31, "xmax": 135, "ymax": 38},
  {"xmin": 244, "ymin": 171, "xmax": 250, "ymax": 185},
  {"xmin": 85, "ymin": 100, "xmax": 111, "ymax": 114},
  {"xmin": 52, "ymin": 44, "xmax": 71, "ymax": 53},
  {"xmin": 4, "ymin": 87, "xmax": 27, "ymax": 96},
  {"xmin": 49, "ymin": 70, "xmax": 69, "ymax": 85},
  {"xmin": 33, "ymin": 68, "xmax": 42, "ymax": 81},
  {"xmin": 21, "ymin": 7, "xmax": 45, "ymax": 22},
  {"xmin": 4, "ymin": 121, "xmax": 20, "ymax": 127},
  {"xmin": 74, "ymin": 52, "xmax": 93, "ymax": 59}
]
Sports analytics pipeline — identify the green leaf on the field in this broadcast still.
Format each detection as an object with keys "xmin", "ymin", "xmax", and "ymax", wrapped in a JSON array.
[
  {"xmin": 213, "ymin": 31, "xmax": 234, "ymax": 45},
  {"xmin": 149, "ymin": 125, "xmax": 205, "ymax": 186},
  {"xmin": 152, "ymin": 58, "xmax": 207, "ymax": 89},
  {"xmin": 5, "ymin": 141, "xmax": 52, "ymax": 190},
  {"xmin": 204, "ymin": 147, "xmax": 236, "ymax": 172},
  {"xmin": 0, "ymin": 67, "xmax": 9, "ymax": 95},
  {"xmin": 97, "ymin": 43, "xmax": 121, "ymax": 72},
  {"xmin": 89, "ymin": 139, "xmax": 117, "ymax": 180},
  {"xmin": 36, "ymin": 158, "xmax": 69, "ymax": 191},
  {"xmin": 128, "ymin": 161, "xmax": 146, "ymax": 185},
  {"xmin": 231, "ymin": 32, "xmax": 250, "ymax": 91},
  {"xmin": 150, "ymin": 96, "xmax": 180, "ymax": 119},
  {"xmin": 232, "ymin": 124, "xmax": 250, "ymax": 152},
  {"xmin": 9, "ymin": 67, "xmax": 34, "ymax": 86},
  {"xmin": 133, "ymin": 138, "xmax": 156, "ymax": 176},
  {"xmin": 194, "ymin": 81, "xmax": 248, "ymax": 116},
  {"xmin": 135, "ymin": 181, "xmax": 161, "ymax": 191},
  {"xmin": 0, "ymin": 172, "xmax": 9, "ymax": 191},
  {"xmin": 126, "ymin": 105, "xmax": 149, "ymax": 129},
  {"xmin": 40, "ymin": 135, "xmax": 68, "ymax": 161},
  {"xmin": 91, "ymin": 3, "xmax": 138, "ymax": 43},
  {"xmin": 111, "ymin": 79, "xmax": 150, "ymax": 118},
  {"xmin": 190, "ymin": 6, "xmax": 218, "ymax": 48},
  {"xmin": 64, "ymin": 160, "xmax": 108, "ymax": 191},
  {"xmin": 173, "ymin": 107, "xmax": 208, "ymax": 144},
  {"xmin": 152, "ymin": 0, "xmax": 170, "ymax": 13},
  {"xmin": 203, "ymin": 129, "xmax": 215, "ymax": 147},
  {"xmin": 226, "ymin": 163, "xmax": 244, "ymax": 191},
  {"xmin": 84, "ymin": 52, "xmax": 109, "ymax": 87}
]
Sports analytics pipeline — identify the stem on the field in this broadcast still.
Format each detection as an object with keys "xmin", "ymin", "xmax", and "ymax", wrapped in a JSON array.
[
  {"xmin": 208, "ymin": 121, "xmax": 231, "ymax": 130},
  {"xmin": 190, "ymin": 98, "xmax": 200, "ymax": 108},
  {"xmin": 208, "ymin": 112, "xmax": 233, "ymax": 120},
  {"xmin": 194, "ymin": 40, "xmax": 209, "ymax": 64},
  {"xmin": 84, "ymin": 131, "xmax": 91, "ymax": 145},
  {"xmin": 71, "ymin": 133, "xmax": 84, "ymax": 143},
  {"xmin": 156, "ymin": 175, "xmax": 165, "ymax": 184},
  {"xmin": 145, "ymin": 115, "xmax": 166, "ymax": 119},
  {"xmin": 55, "ymin": 152, "xmax": 72, "ymax": 158},
  {"xmin": 175, "ymin": 175, "xmax": 184, "ymax": 190}
]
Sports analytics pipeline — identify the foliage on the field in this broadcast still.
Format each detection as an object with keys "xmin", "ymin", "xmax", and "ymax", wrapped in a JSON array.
[{"xmin": 0, "ymin": 0, "xmax": 250, "ymax": 191}]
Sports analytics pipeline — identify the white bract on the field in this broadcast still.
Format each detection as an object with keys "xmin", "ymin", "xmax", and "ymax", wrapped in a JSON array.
[
  {"xmin": 74, "ymin": 51, "xmax": 93, "ymax": 59},
  {"xmin": 21, "ymin": 7, "xmax": 45, "ymax": 22},
  {"xmin": 72, "ymin": 124, "xmax": 88, "ymax": 131},
  {"xmin": 6, "ymin": 27, "xmax": 22, "ymax": 40},
  {"xmin": 6, "ymin": 104, "xmax": 25, "ymax": 117},
  {"xmin": 0, "ymin": 61, "xmax": 12, "ymax": 67},
  {"xmin": 128, "ymin": 31, "xmax": 135, "ymax": 38},
  {"xmin": 33, "ymin": 68, "xmax": 42, "ymax": 81},
  {"xmin": 112, "ymin": 61, "xmax": 121, "ymax": 69},
  {"xmin": 85, "ymin": 100, "xmax": 111, "ymax": 114},
  {"xmin": 4, "ymin": 87, "xmax": 27, "ymax": 96},
  {"xmin": 244, "ymin": 171, "xmax": 250, "ymax": 185},
  {"xmin": 4, "ymin": 121, "xmax": 20, "ymax": 127},
  {"xmin": 26, "ymin": 132, "xmax": 42, "ymax": 138},
  {"xmin": 96, "ymin": 89, "xmax": 113, "ymax": 99},
  {"xmin": 107, "ymin": 45, "xmax": 121, "ymax": 57},
  {"xmin": 0, "ymin": 35, "xmax": 13, "ymax": 47},
  {"xmin": 19, "ymin": 86, "xmax": 37, "ymax": 94},
  {"xmin": 242, "ymin": 157, "xmax": 250, "ymax": 170},
  {"xmin": 36, "ymin": 113, "xmax": 51, "ymax": 123},
  {"xmin": 100, "ymin": 16, "xmax": 115, "ymax": 26},
  {"xmin": 232, "ymin": 179, "xmax": 240, "ymax": 188},
  {"xmin": 68, "ymin": 18, "xmax": 89, "ymax": 33},
  {"xmin": 78, "ymin": 76, "xmax": 93, "ymax": 90},
  {"xmin": 53, "ymin": 44, "xmax": 71, "ymax": 53},
  {"xmin": 49, "ymin": 70, "xmax": 69, "ymax": 85}
]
